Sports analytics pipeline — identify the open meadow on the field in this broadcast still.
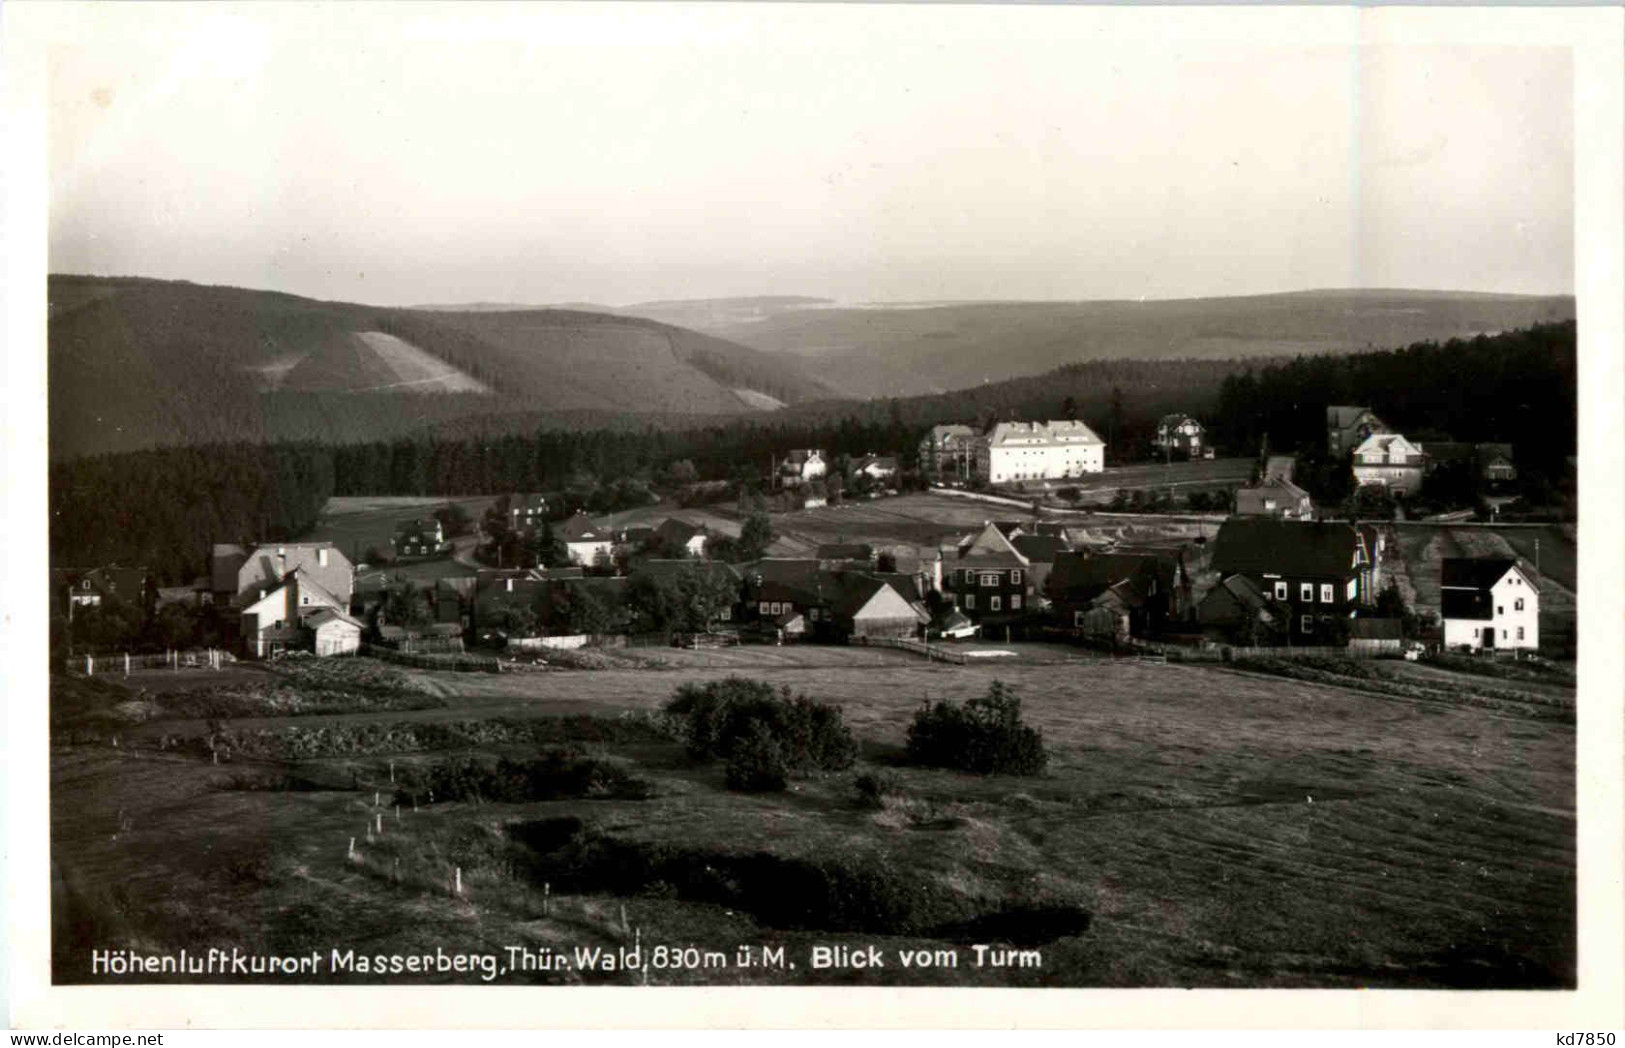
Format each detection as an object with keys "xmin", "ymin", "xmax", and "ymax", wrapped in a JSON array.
[{"xmin": 51, "ymin": 645, "xmax": 1574, "ymax": 988}]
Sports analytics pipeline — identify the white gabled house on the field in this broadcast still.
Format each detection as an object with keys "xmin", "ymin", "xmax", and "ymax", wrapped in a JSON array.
[
  {"xmin": 1351, "ymin": 433, "xmax": 1426, "ymax": 495},
  {"xmin": 777, "ymin": 449, "xmax": 827, "ymax": 489},
  {"xmin": 1440, "ymin": 557, "xmax": 1539, "ymax": 652},
  {"xmin": 975, "ymin": 420, "xmax": 1105, "ymax": 484},
  {"xmin": 556, "ymin": 511, "xmax": 617, "ymax": 568},
  {"xmin": 239, "ymin": 567, "xmax": 351, "ymax": 658}
]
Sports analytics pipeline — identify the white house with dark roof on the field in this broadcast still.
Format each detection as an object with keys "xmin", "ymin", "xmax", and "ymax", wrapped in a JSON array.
[
  {"xmin": 238, "ymin": 567, "xmax": 352, "ymax": 658},
  {"xmin": 975, "ymin": 420, "xmax": 1105, "ymax": 484},
  {"xmin": 556, "ymin": 512, "xmax": 617, "ymax": 568},
  {"xmin": 1352, "ymin": 433, "xmax": 1426, "ymax": 495},
  {"xmin": 1440, "ymin": 557, "xmax": 1539, "ymax": 651}
]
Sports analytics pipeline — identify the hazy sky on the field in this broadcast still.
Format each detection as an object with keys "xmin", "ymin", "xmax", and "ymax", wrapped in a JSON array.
[{"xmin": 45, "ymin": 5, "xmax": 1574, "ymax": 307}]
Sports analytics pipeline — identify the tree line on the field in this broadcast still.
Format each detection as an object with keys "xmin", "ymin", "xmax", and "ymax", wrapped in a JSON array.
[{"xmin": 50, "ymin": 323, "xmax": 1577, "ymax": 586}]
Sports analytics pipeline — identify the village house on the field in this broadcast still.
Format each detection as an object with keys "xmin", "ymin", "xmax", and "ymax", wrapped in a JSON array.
[
  {"xmin": 629, "ymin": 559, "xmax": 743, "ymax": 626},
  {"xmin": 1326, "ymin": 406, "xmax": 1391, "ymax": 458},
  {"xmin": 975, "ymin": 420, "xmax": 1105, "ymax": 484},
  {"xmin": 1234, "ymin": 476, "xmax": 1314, "ymax": 520},
  {"xmin": 1046, "ymin": 548, "xmax": 1185, "ymax": 641},
  {"xmin": 56, "ymin": 565, "xmax": 152, "ymax": 619},
  {"xmin": 237, "ymin": 566, "xmax": 353, "ymax": 659},
  {"xmin": 470, "ymin": 568, "xmax": 551, "ymax": 631},
  {"xmin": 741, "ymin": 559, "xmax": 927, "ymax": 642},
  {"xmin": 776, "ymin": 449, "xmax": 827, "ymax": 489},
  {"xmin": 1208, "ymin": 518, "xmax": 1368, "ymax": 642},
  {"xmin": 392, "ymin": 517, "xmax": 448, "ymax": 560},
  {"xmin": 1154, "ymin": 414, "xmax": 1209, "ymax": 459},
  {"xmin": 508, "ymin": 493, "xmax": 549, "ymax": 536},
  {"xmin": 917, "ymin": 424, "xmax": 979, "ymax": 482},
  {"xmin": 1424, "ymin": 442, "xmax": 1519, "ymax": 487},
  {"xmin": 854, "ymin": 454, "xmax": 899, "ymax": 482},
  {"xmin": 942, "ymin": 523, "xmax": 1036, "ymax": 625},
  {"xmin": 649, "ymin": 518, "xmax": 708, "ymax": 558},
  {"xmin": 1196, "ymin": 574, "xmax": 1285, "ymax": 644},
  {"xmin": 1440, "ymin": 557, "xmax": 1539, "ymax": 652},
  {"xmin": 556, "ymin": 511, "xmax": 617, "ymax": 568},
  {"xmin": 1352, "ymin": 433, "xmax": 1427, "ymax": 495}
]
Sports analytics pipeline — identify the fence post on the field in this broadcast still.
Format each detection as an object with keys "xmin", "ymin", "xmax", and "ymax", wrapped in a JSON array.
[
  {"xmin": 86, "ymin": 655, "xmax": 93, "ymax": 675},
  {"xmin": 124, "ymin": 653, "xmax": 130, "ymax": 676}
]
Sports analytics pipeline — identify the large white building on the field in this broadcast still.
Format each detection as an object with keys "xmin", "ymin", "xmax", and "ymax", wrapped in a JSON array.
[
  {"xmin": 975, "ymin": 421, "xmax": 1105, "ymax": 484},
  {"xmin": 1440, "ymin": 557, "xmax": 1539, "ymax": 651},
  {"xmin": 1352, "ymin": 433, "xmax": 1426, "ymax": 495}
]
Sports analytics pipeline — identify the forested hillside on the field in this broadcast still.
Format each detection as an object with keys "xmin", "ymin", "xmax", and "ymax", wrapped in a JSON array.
[
  {"xmin": 50, "ymin": 323, "xmax": 1577, "ymax": 586},
  {"xmin": 667, "ymin": 290, "xmax": 1576, "ymax": 398},
  {"xmin": 47, "ymin": 276, "xmax": 837, "ymax": 458}
]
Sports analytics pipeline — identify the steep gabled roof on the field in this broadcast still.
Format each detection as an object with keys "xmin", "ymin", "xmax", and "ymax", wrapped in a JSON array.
[
  {"xmin": 1010, "ymin": 534, "xmax": 1068, "ymax": 564},
  {"xmin": 557, "ymin": 512, "xmax": 613, "ymax": 543},
  {"xmin": 1047, "ymin": 551, "xmax": 1167, "ymax": 607},
  {"xmin": 957, "ymin": 521, "xmax": 1030, "ymax": 565},
  {"xmin": 1210, "ymin": 519, "xmax": 1359, "ymax": 578},
  {"xmin": 306, "ymin": 607, "xmax": 365, "ymax": 630},
  {"xmin": 1440, "ymin": 557, "xmax": 1527, "ymax": 591},
  {"xmin": 652, "ymin": 518, "xmax": 703, "ymax": 544}
]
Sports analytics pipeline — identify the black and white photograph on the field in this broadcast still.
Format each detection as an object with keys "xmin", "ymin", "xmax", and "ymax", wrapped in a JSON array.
[{"xmin": 6, "ymin": 1, "xmax": 1624, "ymax": 1030}]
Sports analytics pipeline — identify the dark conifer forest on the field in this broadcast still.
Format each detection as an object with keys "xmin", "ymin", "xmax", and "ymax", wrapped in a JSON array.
[{"xmin": 49, "ymin": 322, "xmax": 1576, "ymax": 584}]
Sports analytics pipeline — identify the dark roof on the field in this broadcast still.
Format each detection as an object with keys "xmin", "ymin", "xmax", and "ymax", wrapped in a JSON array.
[
  {"xmin": 395, "ymin": 517, "xmax": 438, "ymax": 535},
  {"xmin": 1441, "ymin": 589, "xmax": 1493, "ymax": 621},
  {"xmin": 557, "ymin": 513, "xmax": 612, "ymax": 543},
  {"xmin": 869, "ymin": 571, "xmax": 924, "ymax": 603},
  {"xmin": 1047, "ymin": 551, "xmax": 1169, "ymax": 607},
  {"xmin": 652, "ymin": 518, "xmax": 703, "ymax": 544},
  {"xmin": 1210, "ymin": 519, "xmax": 1359, "ymax": 578},
  {"xmin": 1349, "ymin": 617, "xmax": 1402, "ymax": 640},
  {"xmin": 1197, "ymin": 574, "xmax": 1277, "ymax": 626},
  {"xmin": 621, "ymin": 525, "xmax": 655, "ymax": 543},
  {"xmin": 1010, "ymin": 534, "xmax": 1068, "ymax": 564},
  {"xmin": 1440, "ymin": 557, "xmax": 1524, "ymax": 591}
]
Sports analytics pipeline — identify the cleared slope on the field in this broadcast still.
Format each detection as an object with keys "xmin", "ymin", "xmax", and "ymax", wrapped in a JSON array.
[
  {"xmin": 690, "ymin": 291, "xmax": 1576, "ymax": 397},
  {"xmin": 47, "ymin": 276, "xmax": 837, "ymax": 458}
]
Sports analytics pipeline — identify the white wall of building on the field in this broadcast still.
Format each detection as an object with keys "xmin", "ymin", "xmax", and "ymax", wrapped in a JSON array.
[{"xmin": 1442, "ymin": 568, "xmax": 1540, "ymax": 650}]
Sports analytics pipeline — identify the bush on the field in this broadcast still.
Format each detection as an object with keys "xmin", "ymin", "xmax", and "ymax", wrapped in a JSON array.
[
  {"xmin": 664, "ymin": 677, "xmax": 858, "ymax": 780},
  {"xmin": 852, "ymin": 770, "xmax": 900, "ymax": 810},
  {"xmin": 725, "ymin": 721, "xmax": 790, "ymax": 792},
  {"xmin": 905, "ymin": 680, "xmax": 1047, "ymax": 776}
]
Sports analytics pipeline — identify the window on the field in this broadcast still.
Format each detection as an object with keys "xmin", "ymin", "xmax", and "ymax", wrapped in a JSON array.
[
  {"xmin": 1515, "ymin": 598, "xmax": 1524, "ymax": 611},
  {"xmin": 1301, "ymin": 615, "xmax": 1313, "ymax": 634},
  {"xmin": 1502, "ymin": 630, "xmax": 1508, "ymax": 640},
  {"xmin": 965, "ymin": 594, "xmax": 976, "ymax": 610},
  {"xmin": 1300, "ymin": 583, "xmax": 1313, "ymax": 602},
  {"xmin": 1497, "ymin": 606, "xmax": 1504, "ymax": 616},
  {"xmin": 981, "ymin": 573, "xmax": 999, "ymax": 588},
  {"xmin": 1073, "ymin": 610, "xmax": 1085, "ymax": 627},
  {"xmin": 1012, "ymin": 570, "xmax": 1022, "ymax": 585},
  {"xmin": 1274, "ymin": 581, "xmax": 1288, "ymax": 601},
  {"xmin": 719, "ymin": 607, "xmax": 731, "ymax": 621},
  {"xmin": 758, "ymin": 601, "xmax": 770, "ymax": 615},
  {"xmin": 1517, "ymin": 627, "xmax": 1525, "ymax": 640},
  {"xmin": 1320, "ymin": 584, "xmax": 1334, "ymax": 604},
  {"xmin": 1011, "ymin": 595, "xmax": 1022, "ymax": 610},
  {"xmin": 963, "ymin": 569, "xmax": 974, "ymax": 584},
  {"xmin": 1347, "ymin": 579, "xmax": 1358, "ymax": 601},
  {"xmin": 990, "ymin": 596, "xmax": 1002, "ymax": 612}
]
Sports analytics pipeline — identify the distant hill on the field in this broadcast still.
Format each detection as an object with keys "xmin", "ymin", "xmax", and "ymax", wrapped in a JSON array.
[
  {"xmin": 47, "ymin": 276, "xmax": 840, "ymax": 458},
  {"xmin": 677, "ymin": 289, "xmax": 1577, "ymax": 397}
]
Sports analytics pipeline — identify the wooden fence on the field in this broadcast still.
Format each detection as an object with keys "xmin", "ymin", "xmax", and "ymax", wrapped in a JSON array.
[
  {"xmin": 852, "ymin": 635, "xmax": 968, "ymax": 665},
  {"xmin": 65, "ymin": 649, "xmax": 230, "ymax": 675}
]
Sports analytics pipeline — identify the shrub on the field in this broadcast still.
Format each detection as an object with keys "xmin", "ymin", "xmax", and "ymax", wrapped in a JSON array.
[
  {"xmin": 852, "ymin": 770, "xmax": 900, "ymax": 810},
  {"xmin": 724, "ymin": 721, "xmax": 790, "ymax": 792},
  {"xmin": 664, "ymin": 677, "xmax": 858, "ymax": 782},
  {"xmin": 905, "ymin": 680, "xmax": 1048, "ymax": 776}
]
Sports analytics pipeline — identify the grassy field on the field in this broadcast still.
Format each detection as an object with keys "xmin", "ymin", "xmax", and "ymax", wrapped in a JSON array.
[{"xmin": 52, "ymin": 646, "xmax": 1573, "ymax": 988}]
